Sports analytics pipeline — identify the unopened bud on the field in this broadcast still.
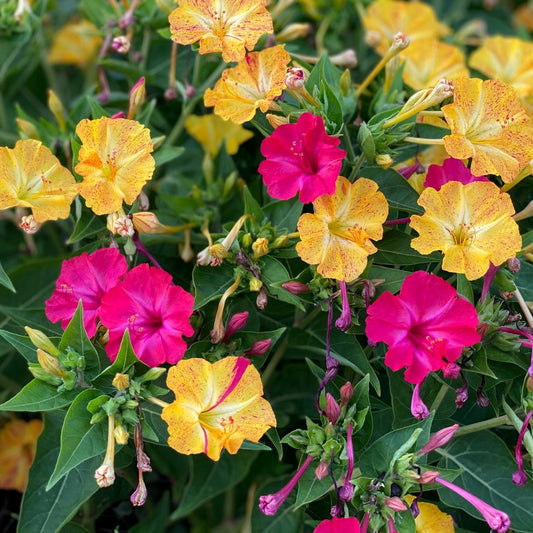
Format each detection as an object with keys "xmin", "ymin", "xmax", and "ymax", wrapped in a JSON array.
[
  {"xmin": 37, "ymin": 348, "xmax": 66, "ymax": 377},
  {"xmin": 47, "ymin": 90, "xmax": 66, "ymax": 131},
  {"xmin": 507, "ymin": 257, "xmax": 521, "ymax": 273},
  {"xmin": 136, "ymin": 190, "xmax": 150, "ymax": 211},
  {"xmin": 325, "ymin": 393, "xmax": 341, "ymax": 425},
  {"xmin": 184, "ymin": 82, "xmax": 196, "ymax": 99},
  {"xmin": 164, "ymin": 87, "xmax": 178, "ymax": 100},
  {"xmin": 127, "ymin": 77, "xmax": 146, "ymax": 119},
  {"xmin": 140, "ymin": 367, "xmax": 166, "ymax": 382},
  {"xmin": 266, "ymin": 114, "xmax": 289, "ymax": 129},
  {"xmin": 112, "ymin": 373, "xmax": 130, "ymax": 391},
  {"xmin": 271, "ymin": 235, "xmax": 289, "ymax": 249},
  {"xmin": 384, "ymin": 497, "xmax": 408, "ymax": 512},
  {"xmin": 25, "ymin": 326, "xmax": 59, "ymax": 355},
  {"xmin": 340, "ymin": 382, "xmax": 354, "ymax": 407},
  {"xmin": 282, "ymin": 281, "xmax": 310, "ymax": 294},
  {"xmin": 476, "ymin": 322, "xmax": 490, "ymax": 338},
  {"xmin": 375, "ymin": 154, "xmax": 393, "ymax": 169},
  {"xmin": 112, "ymin": 35, "xmax": 131, "ymax": 54},
  {"xmin": 244, "ymin": 338, "xmax": 271, "ymax": 356},
  {"xmin": 418, "ymin": 470, "xmax": 439, "ymax": 484},
  {"xmin": 329, "ymin": 49, "xmax": 358, "ymax": 69},
  {"xmin": 114, "ymin": 216, "xmax": 135, "ymax": 238},
  {"xmin": 315, "ymin": 460, "xmax": 329, "ymax": 480},
  {"xmin": 392, "ymin": 32, "xmax": 410, "ymax": 51},
  {"xmin": 223, "ymin": 311, "xmax": 249, "ymax": 342},
  {"xmin": 249, "ymin": 277, "xmax": 263, "ymax": 292},
  {"xmin": 16, "ymin": 118, "xmax": 40, "ymax": 140},
  {"xmin": 19, "ymin": 215, "xmax": 40, "ymax": 234},
  {"xmin": 95, "ymin": 460, "xmax": 115, "ymax": 488},
  {"xmin": 132, "ymin": 212, "xmax": 168, "ymax": 234},
  {"xmin": 252, "ymin": 237, "xmax": 269, "ymax": 259},
  {"xmin": 276, "ymin": 22, "xmax": 311, "ymax": 42},
  {"xmin": 365, "ymin": 30, "xmax": 381, "ymax": 48},
  {"xmin": 419, "ymin": 424, "xmax": 459, "ymax": 455},
  {"xmin": 443, "ymin": 362, "xmax": 461, "ymax": 379},
  {"xmin": 256, "ymin": 288, "xmax": 268, "ymax": 310},
  {"xmin": 114, "ymin": 423, "xmax": 129, "ymax": 445},
  {"xmin": 340, "ymin": 69, "xmax": 352, "ymax": 97}
]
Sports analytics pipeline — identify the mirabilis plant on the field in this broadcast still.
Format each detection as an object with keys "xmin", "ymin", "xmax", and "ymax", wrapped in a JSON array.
[{"xmin": 1, "ymin": 0, "xmax": 533, "ymax": 532}]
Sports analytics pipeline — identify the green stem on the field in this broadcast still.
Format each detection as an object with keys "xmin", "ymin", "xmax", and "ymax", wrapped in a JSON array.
[
  {"xmin": 453, "ymin": 415, "xmax": 511, "ymax": 437},
  {"xmin": 347, "ymin": 153, "xmax": 365, "ymax": 181},
  {"xmin": 262, "ymin": 337, "xmax": 288, "ymax": 386},
  {"xmin": 342, "ymin": 123, "xmax": 356, "ymax": 164},
  {"xmin": 139, "ymin": 28, "xmax": 152, "ymax": 72},
  {"xmin": 429, "ymin": 383, "xmax": 449, "ymax": 412}
]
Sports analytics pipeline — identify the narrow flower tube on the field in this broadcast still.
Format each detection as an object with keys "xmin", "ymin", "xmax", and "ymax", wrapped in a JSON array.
[
  {"xmin": 512, "ymin": 410, "xmax": 533, "ymax": 485},
  {"xmin": 211, "ymin": 276, "xmax": 242, "ymax": 343},
  {"xmin": 223, "ymin": 311, "xmax": 249, "ymax": 343},
  {"xmin": 94, "ymin": 414, "xmax": 116, "ymax": 488},
  {"xmin": 339, "ymin": 423, "xmax": 354, "ymax": 502},
  {"xmin": 130, "ymin": 470, "xmax": 147, "ymax": 506},
  {"xmin": 259, "ymin": 455, "xmax": 314, "ymax": 515},
  {"xmin": 419, "ymin": 424, "xmax": 459, "ymax": 455},
  {"xmin": 335, "ymin": 281, "xmax": 351, "ymax": 332},
  {"xmin": 411, "ymin": 382, "xmax": 430, "ymax": 420},
  {"xmin": 326, "ymin": 394, "xmax": 341, "ymax": 425},
  {"xmin": 435, "ymin": 476, "xmax": 510, "ymax": 532}
]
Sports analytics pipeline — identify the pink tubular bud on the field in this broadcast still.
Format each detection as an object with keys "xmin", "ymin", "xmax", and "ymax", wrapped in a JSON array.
[
  {"xmin": 244, "ymin": 338, "xmax": 272, "ymax": 356},
  {"xmin": 130, "ymin": 473, "xmax": 147, "ymax": 506},
  {"xmin": 384, "ymin": 497, "xmax": 408, "ymax": 512},
  {"xmin": 111, "ymin": 111, "xmax": 125, "ymax": 119},
  {"xmin": 507, "ymin": 257, "xmax": 521, "ymax": 274},
  {"xmin": 419, "ymin": 424, "xmax": 459, "ymax": 455},
  {"xmin": 256, "ymin": 288, "xmax": 268, "ymax": 310},
  {"xmin": 443, "ymin": 361, "xmax": 461, "ymax": 379},
  {"xmin": 411, "ymin": 382, "xmax": 430, "ymax": 420},
  {"xmin": 112, "ymin": 35, "xmax": 130, "ymax": 54},
  {"xmin": 282, "ymin": 281, "xmax": 310, "ymax": 294},
  {"xmin": 326, "ymin": 393, "xmax": 341, "ymax": 425},
  {"xmin": 418, "ymin": 470, "xmax": 439, "ymax": 484},
  {"xmin": 315, "ymin": 461, "xmax": 329, "ymax": 480},
  {"xmin": 340, "ymin": 382, "xmax": 354, "ymax": 407},
  {"xmin": 223, "ymin": 311, "xmax": 249, "ymax": 342}
]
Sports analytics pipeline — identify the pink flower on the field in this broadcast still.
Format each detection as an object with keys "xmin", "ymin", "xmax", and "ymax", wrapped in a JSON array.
[
  {"xmin": 258, "ymin": 113, "xmax": 346, "ymax": 203},
  {"xmin": 365, "ymin": 271, "xmax": 481, "ymax": 384},
  {"xmin": 314, "ymin": 516, "xmax": 361, "ymax": 533},
  {"xmin": 99, "ymin": 264, "xmax": 194, "ymax": 366},
  {"xmin": 45, "ymin": 248, "xmax": 128, "ymax": 337},
  {"xmin": 424, "ymin": 157, "xmax": 489, "ymax": 190}
]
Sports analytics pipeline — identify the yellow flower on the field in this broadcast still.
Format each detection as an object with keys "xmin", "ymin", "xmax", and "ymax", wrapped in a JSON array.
[
  {"xmin": 75, "ymin": 117, "xmax": 155, "ymax": 215},
  {"xmin": 168, "ymin": 0, "xmax": 273, "ymax": 63},
  {"xmin": 0, "ymin": 139, "xmax": 77, "ymax": 223},
  {"xmin": 48, "ymin": 19, "xmax": 102, "ymax": 68},
  {"xmin": 442, "ymin": 77, "xmax": 533, "ymax": 183},
  {"xmin": 204, "ymin": 45, "xmax": 290, "ymax": 124},
  {"xmin": 296, "ymin": 176, "xmax": 389, "ymax": 282},
  {"xmin": 362, "ymin": 0, "xmax": 449, "ymax": 57},
  {"xmin": 401, "ymin": 39, "xmax": 468, "ymax": 91},
  {"xmin": 162, "ymin": 356, "xmax": 276, "ymax": 461},
  {"xmin": 184, "ymin": 114, "xmax": 254, "ymax": 157},
  {"xmin": 404, "ymin": 495, "xmax": 455, "ymax": 533},
  {"xmin": 469, "ymin": 36, "xmax": 533, "ymax": 114},
  {"xmin": 0, "ymin": 418, "xmax": 43, "ymax": 492},
  {"xmin": 410, "ymin": 180, "xmax": 522, "ymax": 280}
]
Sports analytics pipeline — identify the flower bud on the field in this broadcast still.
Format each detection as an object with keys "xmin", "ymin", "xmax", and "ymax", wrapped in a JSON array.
[
  {"xmin": 285, "ymin": 67, "xmax": 306, "ymax": 90},
  {"xmin": 329, "ymin": 49, "xmax": 358, "ymax": 69},
  {"xmin": 375, "ymin": 154, "xmax": 393, "ymax": 169},
  {"xmin": 25, "ymin": 327, "xmax": 59, "ymax": 355},
  {"xmin": 266, "ymin": 114, "xmax": 290, "ymax": 129},
  {"xmin": 252, "ymin": 237, "xmax": 269, "ymax": 259},
  {"xmin": 340, "ymin": 382, "xmax": 354, "ymax": 407},
  {"xmin": 249, "ymin": 276, "xmax": 263, "ymax": 292},
  {"xmin": 418, "ymin": 470, "xmax": 439, "ymax": 484},
  {"xmin": 19, "ymin": 215, "xmax": 40, "ymax": 234},
  {"xmin": 282, "ymin": 281, "xmax": 310, "ymax": 294},
  {"xmin": 507, "ymin": 257, "xmax": 521, "ymax": 273},
  {"xmin": 384, "ymin": 497, "xmax": 407, "ymax": 512},
  {"xmin": 275, "ymin": 22, "xmax": 311, "ymax": 42},
  {"xmin": 16, "ymin": 118, "xmax": 40, "ymax": 140},
  {"xmin": 442, "ymin": 362, "xmax": 461, "ymax": 379},
  {"xmin": 325, "ymin": 393, "xmax": 341, "ymax": 425},
  {"xmin": 256, "ymin": 288, "xmax": 268, "ymax": 310},
  {"xmin": 113, "ymin": 423, "xmax": 129, "ymax": 445},
  {"xmin": 47, "ymin": 90, "xmax": 66, "ymax": 131},
  {"xmin": 112, "ymin": 373, "xmax": 130, "ymax": 391},
  {"xmin": 94, "ymin": 460, "xmax": 115, "ymax": 488},
  {"xmin": 419, "ymin": 424, "xmax": 459, "ymax": 455},
  {"xmin": 114, "ymin": 216, "xmax": 135, "ymax": 238},
  {"xmin": 37, "ymin": 348, "xmax": 66, "ymax": 378},
  {"xmin": 112, "ymin": 35, "xmax": 130, "ymax": 54},
  {"xmin": 223, "ymin": 311, "xmax": 249, "ymax": 342},
  {"xmin": 315, "ymin": 460, "xmax": 329, "ymax": 480},
  {"xmin": 271, "ymin": 235, "xmax": 289, "ymax": 249},
  {"xmin": 132, "ymin": 212, "xmax": 167, "ymax": 234},
  {"xmin": 244, "ymin": 338, "xmax": 272, "ymax": 356},
  {"xmin": 127, "ymin": 77, "xmax": 146, "ymax": 120}
]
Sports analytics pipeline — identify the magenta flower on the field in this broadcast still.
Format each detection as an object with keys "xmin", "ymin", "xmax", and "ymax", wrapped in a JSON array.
[
  {"xmin": 314, "ymin": 516, "xmax": 361, "ymax": 533},
  {"xmin": 365, "ymin": 271, "xmax": 481, "ymax": 384},
  {"xmin": 424, "ymin": 157, "xmax": 488, "ymax": 190},
  {"xmin": 45, "ymin": 248, "xmax": 128, "ymax": 337},
  {"xmin": 258, "ymin": 113, "xmax": 346, "ymax": 203},
  {"xmin": 99, "ymin": 264, "xmax": 194, "ymax": 366},
  {"xmin": 411, "ymin": 382, "xmax": 430, "ymax": 420}
]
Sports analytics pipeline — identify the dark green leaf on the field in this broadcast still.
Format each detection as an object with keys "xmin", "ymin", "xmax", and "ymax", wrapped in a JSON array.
[
  {"xmin": 67, "ymin": 210, "xmax": 106, "ymax": 244},
  {"xmin": 374, "ymin": 230, "xmax": 441, "ymax": 265},
  {"xmin": 0, "ymin": 379, "xmax": 78, "ymax": 412},
  {"xmin": 153, "ymin": 146, "xmax": 185, "ymax": 166},
  {"xmin": 192, "ymin": 262, "xmax": 235, "ymax": 309},
  {"xmin": 0, "ymin": 329, "xmax": 38, "ymax": 363},
  {"xmin": 0, "ymin": 261, "xmax": 15, "ymax": 292}
]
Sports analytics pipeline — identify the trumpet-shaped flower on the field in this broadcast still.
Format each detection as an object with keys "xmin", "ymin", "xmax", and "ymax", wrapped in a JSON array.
[
  {"xmin": 0, "ymin": 419, "xmax": 43, "ymax": 492},
  {"xmin": 161, "ymin": 356, "xmax": 276, "ymax": 461},
  {"xmin": 99, "ymin": 264, "xmax": 194, "ymax": 367},
  {"xmin": 0, "ymin": 140, "xmax": 77, "ymax": 223},
  {"xmin": 366, "ymin": 271, "xmax": 481, "ymax": 384},
  {"xmin": 469, "ymin": 36, "xmax": 533, "ymax": 112},
  {"xmin": 404, "ymin": 495, "xmax": 455, "ymax": 533},
  {"xmin": 314, "ymin": 517, "xmax": 361, "ymax": 533},
  {"xmin": 410, "ymin": 181, "xmax": 521, "ymax": 280},
  {"xmin": 296, "ymin": 177, "xmax": 389, "ymax": 282},
  {"xmin": 401, "ymin": 39, "xmax": 468, "ymax": 91},
  {"xmin": 75, "ymin": 117, "xmax": 155, "ymax": 215},
  {"xmin": 362, "ymin": 0, "xmax": 449, "ymax": 56},
  {"xmin": 169, "ymin": 0, "xmax": 273, "ymax": 63},
  {"xmin": 45, "ymin": 248, "xmax": 128, "ymax": 337},
  {"xmin": 258, "ymin": 113, "xmax": 346, "ymax": 203},
  {"xmin": 204, "ymin": 45, "xmax": 290, "ymax": 124},
  {"xmin": 442, "ymin": 77, "xmax": 533, "ymax": 183},
  {"xmin": 184, "ymin": 113, "xmax": 254, "ymax": 157},
  {"xmin": 424, "ymin": 157, "xmax": 488, "ymax": 190}
]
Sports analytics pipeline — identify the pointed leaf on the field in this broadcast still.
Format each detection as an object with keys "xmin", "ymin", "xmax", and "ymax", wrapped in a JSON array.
[
  {"xmin": 0, "ymin": 379, "xmax": 78, "ymax": 412},
  {"xmin": 0, "ymin": 261, "xmax": 15, "ymax": 292}
]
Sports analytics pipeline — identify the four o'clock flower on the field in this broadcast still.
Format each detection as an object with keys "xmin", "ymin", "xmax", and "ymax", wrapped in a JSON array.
[
  {"xmin": 258, "ymin": 113, "xmax": 346, "ymax": 204},
  {"xmin": 45, "ymin": 248, "xmax": 128, "ymax": 337},
  {"xmin": 162, "ymin": 357, "xmax": 276, "ymax": 461},
  {"xmin": 313, "ymin": 516, "xmax": 361, "ymax": 533},
  {"xmin": 99, "ymin": 264, "xmax": 194, "ymax": 366}
]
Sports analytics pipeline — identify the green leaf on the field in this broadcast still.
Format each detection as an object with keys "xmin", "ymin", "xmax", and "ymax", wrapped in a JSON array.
[
  {"xmin": 243, "ymin": 185, "xmax": 265, "ymax": 224},
  {"xmin": 192, "ymin": 261, "xmax": 235, "ymax": 309},
  {"xmin": 0, "ymin": 329, "xmax": 39, "ymax": 363},
  {"xmin": 0, "ymin": 379, "xmax": 78, "ymax": 412},
  {"xmin": 358, "ymin": 416, "xmax": 433, "ymax": 476},
  {"xmin": 367, "ymin": 265, "xmax": 410, "ymax": 295},
  {"xmin": 363, "ymin": 166, "xmax": 423, "ymax": 213},
  {"xmin": 59, "ymin": 301, "xmax": 101, "ymax": 380},
  {"xmin": 153, "ymin": 145, "xmax": 185, "ymax": 166},
  {"xmin": 374, "ymin": 230, "xmax": 441, "ymax": 265},
  {"xmin": 129, "ymin": 492, "xmax": 170, "ymax": 533},
  {"xmin": 142, "ymin": 402, "xmax": 169, "ymax": 444},
  {"xmin": 0, "ymin": 261, "xmax": 15, "ymax": 292},
  {"xmin": 261, "ymin": 256, "xmax": 306, "ymax": 310},
  {"xmin": 18, "ymin": 410, "xmax": 101, "ymax": 533},
  {"xmin": 295, "ymin": 461, "xmax": 341, "ymax": 507},
  {"xmin": 456, "ymin": 274, "xmax": 474, "ymax": 303},
  {"xmin": 47, "ymin": 389, "xmax": 107, "ymax": 489},
  {"xmin": 437, "ymin": 431, "xmax": 533, "ymax": 533},
  {"xmin": 264, "ymin": 197, "xmax": 302, "ymax": 233},
  {"xmin": 67, "ymin": 210, "xmax": 106, "ymax": 244},
  {"xmin": 170, "ymin": 451, "xmax": 257, "ymax": 520}
]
